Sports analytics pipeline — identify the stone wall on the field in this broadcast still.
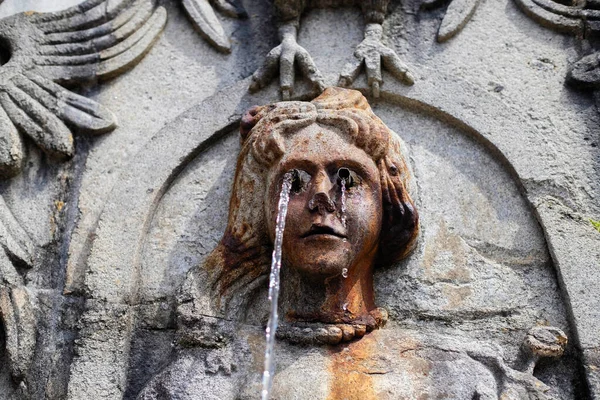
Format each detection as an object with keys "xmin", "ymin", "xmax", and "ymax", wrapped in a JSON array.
[{"xmin": 0, "ymin": 0, "xmax": 598, "ymax": 398}]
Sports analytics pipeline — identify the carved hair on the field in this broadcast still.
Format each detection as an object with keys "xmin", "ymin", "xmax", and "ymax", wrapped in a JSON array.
[{"xmin": 205, "ymin": 87, "xmax": 419, "ymax": 317}]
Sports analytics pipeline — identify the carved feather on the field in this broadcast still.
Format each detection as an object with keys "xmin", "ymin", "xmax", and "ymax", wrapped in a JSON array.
[
  {"xmin": 0, "ymin": 196, "xmax": 35, "ymax": 272},
  {"xmin": 512, "ymin": 0, "xmax": 584, "ymax": 34},
  {"xmin": 437, "ymin": 0, "xmax": 481, "ymax": 42},
  {"xmin": 0, "ymin": 104, "xmax": 23, "ymax": 177},
  {"xmin": 0, "ymin": 0, "xmax": 166, "ymax": 177},
  {"xmin": 182, "ymin": 0, "xmax": 231, "ymax": 53},
  {"xmin": 32, "ymin": 0, "xmax": 167, "ymax": 82},
  {"xmin": 0, "ymin": 284, "xmax": 36, "ymax": 381}
]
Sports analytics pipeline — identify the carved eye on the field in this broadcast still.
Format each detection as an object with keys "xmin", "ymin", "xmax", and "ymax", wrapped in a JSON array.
[
  {"xmin": 337, "ymin": 167, "xmax": 357, "ymax": 189},
  {"xmin": 291, "ymin": 169, "xmax": 311, "ymax": 193}
]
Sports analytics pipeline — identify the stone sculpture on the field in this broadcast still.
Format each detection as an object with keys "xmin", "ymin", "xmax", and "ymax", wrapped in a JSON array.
[
  {"xmin": 0, "ymin": 0, "xmax": 166, "ymax": 395},
  {"xmin": 513, "ymin": 0, "xmax": 600, "ymax": 88},
  {"xmin": 181, "ymin": 0, "xmax": 246, "ymax": 53},
  {"xmin": 249, "ymin": 1, "xmax": 417, "ymax": 99},
  {"xmin": 0, "ymin": 0, "xmax": 166, "ymax": 178},
  {"xmin": 183, "ymin": 0, "xmax": 481, "ymax": 99},
  {"xmin": 0, "ymin": 0, "xmax": 595, "ymax": 398},
  {"xmin": 137, "ymin": 87, "xmax": 567, "ymax": 399},
  {"xmin": 210, "ymin": 86, "xmax": 419, "ymax": 341}
]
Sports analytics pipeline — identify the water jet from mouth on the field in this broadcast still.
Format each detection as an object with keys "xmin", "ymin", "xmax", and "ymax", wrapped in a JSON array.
[{"xmin": 261, "ymin": 171, "xmax": 293, "ymax": 400}]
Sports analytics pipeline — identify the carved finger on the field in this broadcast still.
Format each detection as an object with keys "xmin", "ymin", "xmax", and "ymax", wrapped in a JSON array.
[
  {"xmin": 41, "ymin": 0, "xmax": 141, "ymax": 45},
  {"xmin": 211, "ymin": 0, "xmax": 247, "ymax": 18},
  {"xmin": 296, "ymin": 48, "xmax": 326, "ymax": 92},
  {"xmin": 437, "ymin": 0, "xmax": 481, "ymax": 42},
  {"xmin": 364, "ymin": 52, "xmax": 382, "ymax": 97},
  {"xmin": 249, "ymin": 46, "xmax": 282, "ymax": 92},
  {"xmin": 382, "ymin": 48, "xmax": 415, "ymax": 85},
  {"xmin": 279, "ymin": 47, "xmax": 296, "ymax": 100},
  {"xmin": 0, "ymin": 286, "xmax": 36, "ymax": 380},
  {"xmin": 339, "ymin": 56, "xmax": 363, "ymax": 87},
  {"xmin": 0, "ymin": 251, "xmax": 22, "ymax": 287}
]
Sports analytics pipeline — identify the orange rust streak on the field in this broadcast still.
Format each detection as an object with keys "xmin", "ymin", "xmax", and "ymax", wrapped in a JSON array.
[{"xmin": 327, "ymin": 335, "xmax": 379, "ymax": 400}]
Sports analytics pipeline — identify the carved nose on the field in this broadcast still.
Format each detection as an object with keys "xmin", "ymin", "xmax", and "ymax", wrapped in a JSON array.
[{"xmin": 308, "ymin": 192, "xmax": 336, "ymax": 214}]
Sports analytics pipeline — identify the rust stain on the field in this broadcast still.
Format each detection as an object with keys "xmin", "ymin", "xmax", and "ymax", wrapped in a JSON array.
[
  {"xmin": 328, "ymin": 331, "xmax": 433, "ymax": 399},
  {"xmin": 327, "ymin": 334, "xmax": 379, "ymax": 400}
]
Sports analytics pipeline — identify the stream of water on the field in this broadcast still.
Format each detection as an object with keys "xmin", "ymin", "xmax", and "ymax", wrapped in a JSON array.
[
  {"xmin": 340, "ymin": 177, "xmax": 347, "ymax": 227},
  {"xmin": 261, "ymin": 171, "xmax": 293, "ymax": 400}
]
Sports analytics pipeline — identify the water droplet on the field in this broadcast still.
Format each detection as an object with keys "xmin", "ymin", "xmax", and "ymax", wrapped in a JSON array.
[
  {"xmin": 343, "ymin": 303, "xmax": 348, "ymax": 311},
  {"xmin": 342, "ymin": 268, "xmax": 348, "ymax": 278}
]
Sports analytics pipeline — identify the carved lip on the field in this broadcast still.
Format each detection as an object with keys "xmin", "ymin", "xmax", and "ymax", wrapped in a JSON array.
[{"xmin": 301, "ymin": 224, "xmax": 346, "ymax": 239}]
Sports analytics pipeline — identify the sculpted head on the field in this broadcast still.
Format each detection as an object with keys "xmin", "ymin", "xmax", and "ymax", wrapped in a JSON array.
[{"xmin": 204, "ymin": 87, "xmax": 418, "ymax": 340}]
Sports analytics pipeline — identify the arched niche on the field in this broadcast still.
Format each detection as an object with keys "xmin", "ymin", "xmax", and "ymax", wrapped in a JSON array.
[{"xmin": 66, "ymin": 76, "xmax": 594, "ymax": 399}]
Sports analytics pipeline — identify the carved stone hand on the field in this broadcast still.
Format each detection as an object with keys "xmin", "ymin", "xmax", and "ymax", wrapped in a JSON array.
[
  {"xmin": 339, "ymin": 23, "xmax": 415, "ymax": 98},
  {"xmin": 249, "ymin": 23, "xmax": 326, "ymax": 101}
]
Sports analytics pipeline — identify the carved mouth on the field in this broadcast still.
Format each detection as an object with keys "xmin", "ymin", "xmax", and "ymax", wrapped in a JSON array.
[{"xmin": 301, "ymin": 224, "xmax": 346, "ymax": 239}]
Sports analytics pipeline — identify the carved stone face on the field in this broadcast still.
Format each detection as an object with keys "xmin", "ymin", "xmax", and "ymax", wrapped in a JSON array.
[{"xmin": 266, "ymin": 123, "xmax": 383, "ymax": 280}]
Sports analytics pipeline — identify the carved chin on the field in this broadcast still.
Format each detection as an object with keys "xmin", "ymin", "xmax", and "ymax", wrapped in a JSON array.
[{"xmin": 286, "ymin": 257, "xmax": 351, "ymax": 279}]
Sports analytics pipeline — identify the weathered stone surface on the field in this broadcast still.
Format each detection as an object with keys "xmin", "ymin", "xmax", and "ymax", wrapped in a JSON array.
[{"xmin": 0, "ymin": 0, "xmax": 598, "ymax": 398}]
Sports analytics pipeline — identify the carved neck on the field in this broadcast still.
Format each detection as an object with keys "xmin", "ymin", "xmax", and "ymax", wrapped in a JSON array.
[{"xmin": 279, "ymin": 259, "xmax": 377, "ymax": 326}]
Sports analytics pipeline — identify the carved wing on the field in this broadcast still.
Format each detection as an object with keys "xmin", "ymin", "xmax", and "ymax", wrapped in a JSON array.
[
  {"xmin": 422, "ymin": 0, "xmax": 481, "ymax": 42},
  {"xmin": 0, "ymin": 0, "xmax": 167, "ymax": 178},
  {"xmin": 511, "ymin": 0, "xmax": 600, "ymax": 86},
  {"xmin": 437, "ymin": 0, "xmax": 481, "ymax": 42},
  {"xmin": 182, "ymin": 0, "xmax": 246, "ymax": 53},
  {"xmin": 512, "ymin": 0, "xmax": 593, "ymax": 34},
  {"xmin": 0, "ymin": 195, "xmax": 36, "ymax": 384},
  {"xmin": 0, "ymin": 284, "xmax": 36, "ymax": 382},
  {"xmin": 0, "ymin": 196, "xmax": 34, "ymax": 279}
]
